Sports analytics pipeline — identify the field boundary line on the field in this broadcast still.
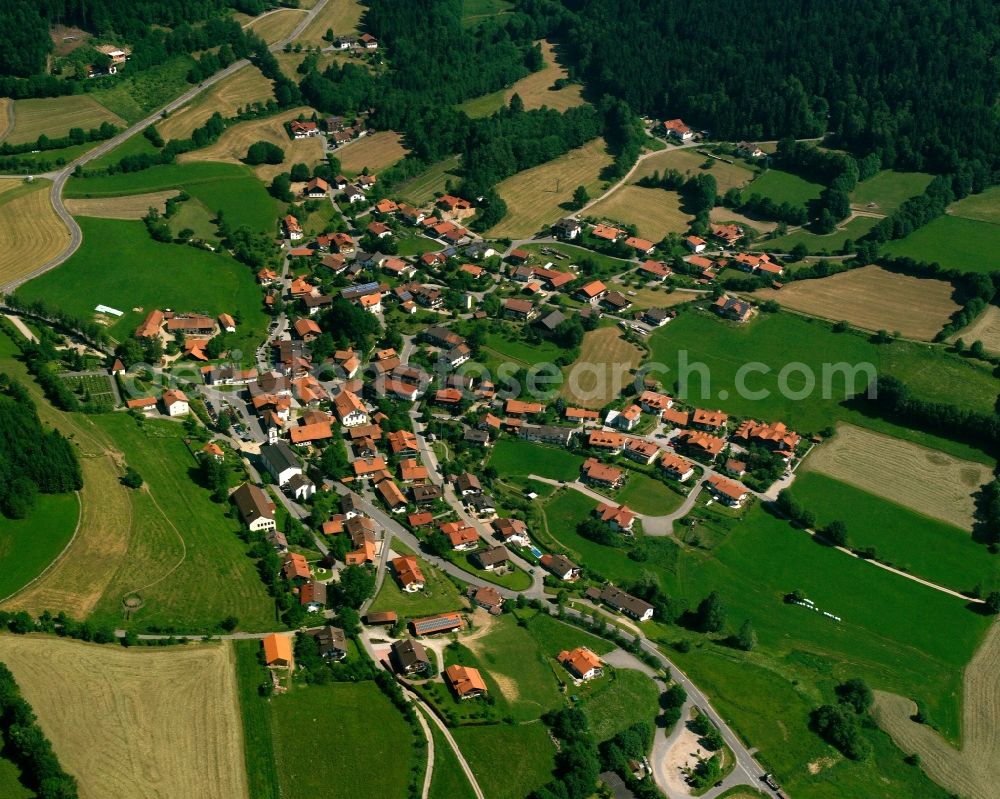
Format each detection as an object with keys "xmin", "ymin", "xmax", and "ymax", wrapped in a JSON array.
[{"xmin": 0, "ymin": 490, "xmax": 82, "ymax": 605}]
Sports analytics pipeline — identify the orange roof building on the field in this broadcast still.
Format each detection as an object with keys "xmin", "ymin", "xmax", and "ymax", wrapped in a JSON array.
[
  {"xmin": 391, "ymin": 555, "xmax": 426, "ymax": 592},
  {"xmin": 557, "ymin": 647, "xmax": 603, "ymax": 680},
  {"xmin": 262, "ymin": 633, "xmax": 293, "ymax": 668},
  {"xmin": 444, "ymin": 664, "xmax": 489, "ymax": 699}
]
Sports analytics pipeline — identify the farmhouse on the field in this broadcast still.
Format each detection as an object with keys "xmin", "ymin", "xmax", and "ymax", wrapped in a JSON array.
[
  {"xmin": 594, "ymin": 501, "xmax": 637, "ymax": 533},
  {"xmin": 304, "ymin": 177, "xmax": 329, "ymax": 197},
  {"xmin": 289, "ymin": 120, "xmax": 320, "ymax": 138},
  {"xmin": 445, "ymin": 665, "xmax": 488, "ymax": 699},
  {"xmin": 663, "ymin": 118, "xmax": 693, "ymax": 140},
  {"xmin": 411, "ymin": 612, "xmax": 464, "ymax": 636},
  {"xmin": 659, "ymin": 452, "xmax": 695, "ymax": 482},
  {"xmin": 553, "ymin": 217, "xmax": 582, "ymax": 239},
  {"xmin": 232, "ymin": 483, "xmax": 277, "ymax": 532},
  {"xmin": 582, "ymin": 458, "xmax": 625, "ymax": 489},
  {"xmin": 289, "ymin": 422, "xmax": 333, "ymax": 447},
  {"xmin": 161, "ymin": 389, "xmax": 189, "ymax": 417},
  {"xmin": 437, "ymin": 194, "xmax": 475, "ymax": 220},
  {"xmin": 505, "ymin": 398, "xmax": 545, "ymax": 416},
  {"xmin": 469, "ymin": 585, "xmax": 504, "ymax": 614},
  {"xmin": 594, "ymin": 585, "xmax": 654, "ymax": 622},
  {"xmin": 391, "ymin": 555, "xmax": 426, "ymax": 592},
  {"xmin": 262, "ymin": 634, "xmax": 293, "ymax": 668},
  {"xmin": 706, "ymin": 474, "xmax": 749, "ymax": 507},
  {"xmin": 711, "ymin": 223, "xmax": 743, "ymax": 246},
  {"xmin": 473, "ymin": 546, "xmax": 511, "ymax": 571},
  {"xmin": 390, "ymin": 639, "xmax": 430, "ymax": 674},
  {"xmin": 260, "ymin": 442, "xmax": 301, "ymax": 486},
  {"xmin": 592, "ymin": 223, "xmax": 623, "ymax": 241},
  {"xmin": 576, "ymin": 280, "xmax": 608, "ymax": 302},
  {"xmin": 540, "ymin": 553, "xmax": 581, "ymax": 581},
  {"xmin": 366, "ymin": 611, "xmax": 398, "ymax": 626},
  {"xmin": 558, "ymin": 647, "xmax": 603, "ymax": 680}
]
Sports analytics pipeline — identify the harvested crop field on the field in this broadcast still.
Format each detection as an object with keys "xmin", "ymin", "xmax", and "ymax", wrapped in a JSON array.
[
  {"xmin": 951, "ymin": 304, "xmax": 1000, "ymax": 354},
  {"xmin": 65, "ymin": 190, "xmax": 179, "ymax": 219},
  {"xmin": 244, "ymin": 7, "xmax": 306, "ymax": 43},
  {"xmin": 7, "ymin": 96, "xmax": 124, "ymax": 144},
  {"xmin": 0, "ymin": 636, "xmax": 248, "ymax": 799},
  {"xmin": 802, "ymin": 423, "xmax": 991, "ymax": 531},
  {"xmin": 512, "ymin": 40, "xmax": 583, "ymax": 111},
  {"xmin": 873, "ymin": 619, "xmax": 1000, "ymax": 799},
  {"xmin": 587, "ymin": 185, "xmax": 689, "ymax": 240},
  {"xmin": 179, "ymin": 107, "xmax": 325, "ymax": 182},
  {"xmin": 158, "ymin": 68, "xmax": 275, "ymax": 141},
  {"xmin": 0, "ymin": 179, "xmax": 71, "ymax": 288},
  {"xmin": 753, "ymin": 265, "xmax": 959, "ymax": 341},
  {"xmin": 295, "ymin": 0, "xmax": 363, "ymax": 46},
  {"xmin": 608, "ymin": 281, "xmax": 703, "ymax": 310},
  {"xmin": 561, "ymin": 326, "xmax": 644, "ymax": 408},
  {"xmin": 336, "ymin": 131, "xmax": 409, "ymax": 175},
  {"xmin": 488, "ymin": 137, "xmax": 612, "ymax": 238},
  {"xmin": 631, "ymin": 148, "xmax": 756, "ymax": 194}
]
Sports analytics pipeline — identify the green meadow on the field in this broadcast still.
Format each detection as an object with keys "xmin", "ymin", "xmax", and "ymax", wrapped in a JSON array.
[
  {"xmin": 884, "ymin": 215, "xmax": 1000, "ymax": 275},
  {"xmin": 742, "ymin": 169, "xmax": 824, "ymax": 208},
  {"xmin": 850, "ymin": 171, "xmax": 934, "ymax": 214},
  {"xmin": 0, "ymin": 492, "xmax": 78, "ymax": 601},
  {"xmin": 488, "ymin": 439, "xmax": 584, "ymax": 481}
]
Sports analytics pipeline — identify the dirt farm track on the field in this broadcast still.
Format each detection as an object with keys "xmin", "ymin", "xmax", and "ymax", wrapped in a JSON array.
[{"xmin": 0, "ymin": 636, "xmax": 249, "ymax": 799}]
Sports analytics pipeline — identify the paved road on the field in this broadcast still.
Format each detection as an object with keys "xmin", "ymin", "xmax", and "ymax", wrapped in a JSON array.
[{"xmin": 0, "ymin": 0, "xmax": 332, "ymax": 294}]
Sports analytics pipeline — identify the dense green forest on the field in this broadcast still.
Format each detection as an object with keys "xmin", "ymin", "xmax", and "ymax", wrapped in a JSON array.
[
  {"xmin": 519, "ymin": 0, "xmax": 1000, "ymax": 173},
  {"xmin": 0, "ymin": 376, "xmax": 82, "ymax": 519}
]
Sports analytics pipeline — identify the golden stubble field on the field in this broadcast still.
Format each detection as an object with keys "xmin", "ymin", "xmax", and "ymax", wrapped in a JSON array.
[
  {"xmin": 158, "ymin": 68, "xmax": 275, "ymax": 141},
  {"xmin": 244, "ymin": 7, "xmax": 307, "ymax": 44},
  {"xmin": 7, "ymin": 96, "xmax": 124, "ymax": 144},
  {"xmin": 561, "ymin": 326, "xmax": 644, "ymax": 408},
  {"xmin": 0, "ymin": 636, "xmax": 249, "ymax": 799},
  {"xmin": 337, "ymin": 130, "xmax": 409, "ymax": 175},
  {"xmin": 0, "ymin": 179, "xmax": 71, "ymax": 287},
  {"xmin": 873, "ymin": 619, "xmax": 1000, "ymax": 799},
  {"xmin": 631, "ymin": 147, "xmax": 757, "ymax": 194},
  {"xmin": 178, "ymin": 106, "xmax": 325, "ymax": 181},
  {"xmin": 295, "ymin": 0, "xmax": 364, "ymax": 46},
  {"xmin": 505, "ymin": 40, "xmax": 585, "ymax": 113},
  {"xmin": 802, "ymin": 423, "xmax": 991, "ymax": 530},
  {"xmin": 488, "ymin": 137, "xmax": 613, "ymax": 239},
  {"xmin": 587, "ymin": 185, "xmax": 690, "ymax": 241},
  {"xmin": 754, "ymin": 265, "xmax": 960, "ymax": 341},
  {"xmin": 951, "ymin": 304, "xmax": 1000, "ymax": 354},
  {"xmin": 65, "ymin": 190, "xmax": 180, "ymax": 220}
]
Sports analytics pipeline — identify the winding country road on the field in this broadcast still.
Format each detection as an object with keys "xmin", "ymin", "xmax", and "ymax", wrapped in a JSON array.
[{"xmin": 0, "ymin": 0, "xmax": 332, "ymax": 294}]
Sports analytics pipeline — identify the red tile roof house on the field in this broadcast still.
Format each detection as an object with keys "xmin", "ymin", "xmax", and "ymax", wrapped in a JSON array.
[
  {"xmin": 444, "ymin": 523, "xmax": 480, "ymax": 551},
  {"xmin": 733, "ymin": 419, "xmax": 801, "ymax": 456},
  {"xmin": 625, "ymin": 236, "xmax": 655, "ymax": 256},
  {"xmin": 503, "ymin": 298, "xmax": 536, "ymax": 320},
  {"xmin": 713, "ymin": 295, "xmax": 756, "ymax": 323},
  {"xmin": 591, "ymin": 223, "xmax": 623, "ymax": 241},
  {"xmin": 445, "ymin": 664, "xmax": 489, "ymax": 699},
  {"xmin": 711, "ymin": 223, "xmax": 743, "ymax": 246},
  {"xmin": 575, "ymin": 280, "xmax": 608, "ymax": 302},
  {"xmin": 588, "ymin": 430, "xmax": 627, "ymax": 453},
  {"xmin": 691, "ymin": 408, "xmax": 729, "ymax": 431},
  {"xmin": 558, "ymin": 647, "xmax": 604, "ymax": 681},
  {"xmin": 391, "ymin": 555, "xmax": 426, "ymax": 592},
  {"xmin": 663, "ymin": 118, "xmax": 693, "ymax": 140},
  {"xmin": 706, "ymin": 474, "xmax": 750, "ymax": 507},
  {"xmin": 677, "ymin": 430, "xmax": 727, "ymax": 459},
  {"xmin": 289, "ymin": 120, "xmax": 320, "ymax": 139},
  {"xmin": 659, "ymin": 452, "xmax": 696, "ymax": 482},
  {"xmin": 581, "ymin": 458, "xmax": 625, "ymax": 489},
  {"xmin": 623, "ymin": 438, "xmax": 659, "ymax": 465},
  {"xmin": 304, "ymin": 177, "xmax": 329, "ymax": 197},
  {"xmin": 637, "ymin": 260, "xmax": 672, "ymax": 280},
  {"xmin": 594, "ymin": 501, "xmax": 637, "ymax": 533},
  {"xmin": 492, "ymin": 517, "xmax": 530, "ymax": 547}
]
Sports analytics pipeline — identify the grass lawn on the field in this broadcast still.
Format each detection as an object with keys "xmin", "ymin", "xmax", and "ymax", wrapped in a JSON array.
[
  {"xmin": 524, "ymin": 609, "xmax": 615, "ymax": 656},
  {"xmin": 395, "ymin": 235, "xmax": 445, "ymax": 257},
  {"xmin": 18, "ymin": 217, "xmax": 268, "ymax": 357},
  {"xmin": 488, "ymin": 439, "xmax": 584, "ymax": 481},
  {"xmin": 369, "ymin": 553, "xmax": 468, "ymax": 618},
  {"xmin": 539, "ymin": 488, "xmax": 680, "ymax": 589},
  {"xmin": 581, "ymin": 667, "xmax": 659, "ymax": 742},
  {"xmin": 675, "ymin": 648, "xmax": 955, "ymax": 799},
  {"xmin": 0, "ymin": 492, "xmax": 78, "ymax": 601},
  {"xmin": 521, "ymin": 241, "xmax": 630, "ymax": 275},
  {"xmin": 425, "ymin": 711, "xmax": 477, "ymax": 799},
  {"xmin": 757, "ymin": 215, "xmax": 879, "ymax": 254},
  {"xmin": 168, "ymin": 197, "xmax": 220, "ymax": 243},
  {"xmin": 232, "ymin": 640, "xmax": 280, "ymax": 799},
  {"xmin": 884, "ymin": 215, "xmax": 1000, "ymax": 275},
  {"xmin": 850, "ymin": 171, "xmax": 934, "ymax": 214},
  {"xmin": 271, "ymin": 681, "xmax": 415, "ymax": 799},
  {"xmin": 450, "ymin": 722, "xmax": 555, "ymax": 799},
  {"xmin": 741, "ymin": 169, "xmax": 824, "ymax": 209},
  {"xmin": 451, "ymin": 551, "xmax": 533, "ymax": 591},
  {"xmin": 396, "ymin": 155, "xmax": 462, "ymax": 206},
  {"xmin": 442, "ymin": 613, "xmax": 566, "ymax": 721},
  {"xmin": 788, "ymin": 472, "xmax": 1000, "ymax": 594},
  {"xmin": 947, "ymin": 185, "xmax": 1000, "ymax": 225},
  {"xmin": 67, "ymin": 161, "xmax": 278, "ymax": 233},
  {"xmin": 482, "ymin": 331, "xmax": 562, "ymax": 365},
  {"xmin": 668, "ymin": 504, "xmax": 990, "ymax": 744},
  {"xmin": 646, "ymin": 309, "xmax": 1000, "ymax": 453},
  {"xmin": 616, "ymin": 472, "xmax": 685, "ymax": 515},
  {"xmin": 85, "ymin": 414, "xmax": 276, "ymax": 632}
]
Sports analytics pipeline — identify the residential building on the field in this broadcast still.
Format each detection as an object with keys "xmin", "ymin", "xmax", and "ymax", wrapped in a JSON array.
[
  {"xmin": 691, "ymin": 408, "xmax": 729, "ymax": 431},
  {"xmin": 310, "ymin": 625, "xmax": 347, "ymax": 661},
  {"xmin": 595, "ymin": 585, "xmax": 654, "ymax": 622},
  {"xmin": 299, "ymin": 580, "xmax": 327, "ymax": 612},
  {"xmin": 540, "ymin": 553, "xmax": 581, "ymax": 581},
  {"xmin": 260, "ymin": 442, "xmax": 301, "ymax": 486},
  {"xmin": 492, "ymin": 517, "xmax": 530, "ymax": 547},
  {"xmin": 410, "ymin": 612, "xmax": 464, "ymax": 636},
  {"xmin": 282, "ymin": 552, "xmax": 310, "ymax": 583},
  {"xmin": 473, "ymin": 546, "xmax": 510, "ymax": 571},
  {"xmin": 468, "ymin": 585, "xmax": 504, "ymax": 615},
  {"xmin": 733, "ymin": 419, "xmax": 800, "ymax": 454},
  {"xmin": 575, "ymin": 280, "xmax": 608, "ymax": 302},
  {"xmin": 262, "ymin": 634, "xmax": 293, "ymax": 668},
  {"xmin": 594, "ymin": 501, "xmax": 637, "ymax": 533},
  {"xmin": 232, "ymin": 483, "xmax": 277, "ymax": 532},
  {"xmin": 446, "ymin": 525, "xmax": 480, "ymax": 551},
  {"xmin": 377, "ymin": 478, "xmax": 408, "ymax": 513},
  {"xmin": 557, "ymin": 647, "xmax": 603, "ymax": 680},
  {"xmin": 391, "ymin": 555, "xmax": 426, "ymax": 592},
  {"xmin": 518, "ymin": 424, "xmax": 575, "ymax": 447},
  {"xmin": 677, "ymin": 430, "xmax": 727, "ymax": 459},
  {"xmin": 707, "ymin": 474, "xmax": 749, "ymax": 507},
  {"xmin": 684, "ymin": 235, "xmax": 706, "ymax": 252},
  {"xmin": 623, "ymin": 438, "xmax": 659, "ymax": 465},
  {"xmin": 445, "ymin": 665, "xmax": 488, "ymax": 699},
  {"xmin": 334, "ymin": 390, "xmax": 369, "ymax": 427},
  {"xmin": 663, "ymin": 118, "xmax": 693, "ymax": 140},
  {"xmin": 390, "ymin": 639, "xmax": 430, "ymax": 674},
  {"xmin": 659, "ymin": 452, "xmax": 695, "ymax": 482},
  {"xmin": 161, "ymin": 389, "xmax": 189, "ymax": 417},
  {"xmin": 713, "ymin": 295, "xmax": 756, "ymax": 323}
]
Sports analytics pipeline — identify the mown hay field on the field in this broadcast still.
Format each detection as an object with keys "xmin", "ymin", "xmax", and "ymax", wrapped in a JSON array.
[
  {"xmin": 460, "ymin": 41, "xmax": 585, "ymax": 118},
  {"xmin": 488, "ymin": 137, "xmax": 612, "ymax": 238},
  {"xmin": 631, "ymin": 148, "xmax": 757, "ymax": 194},
  {"xmin": 0, "ymin": 98, "xmax": 12, "ymax": 140},
  {"xmin": 802, "ymin": 423, "xmax": 991, "ymax": 530},
  {"xmin": 244, "ymin": 7, "xmax": 306, "ymax": 44},
  {"xmin": 561, "ymin": 325, "xmax": 644, "ymax": 408},
  {"xmin": 850, "ymin": 170, "xmax": 933, "ymax": 214},
  {"xmin": 0, "ymin": 179, "xmax": 70, "ymax": 288},
  {"xmin": 753, "ymin": 265, "xmax": 960, "ymax": 341},
  {"xmin": 7, "ymin": 95, "xmax": 124, "ymax": 144},
  {"xmin": 873, "ymin": 619, "xmax": 1000, "ymax": 799},
  {"xmin": 948, "ymin": 185, "xmax": 1000, "ymax": 225},
  {"xmin": 606, "ymin": 282, "xmax": 703, "ymax": 311},
  {"xmin": 336, "ymin": 130, "xmax": 409, "ymax": 175},
  {"xmin": 884, "ymin": 215, "xmax": 1000, "ymax": 276},
  {"xmin": 65, "ymin": 190, "xmax": 179, "ymax": 219},
  {"xmin": 178, "ymin": 106, "xmax": 325, "ymax": 182},
  {"xmin": 395, "ymin": 154, "xmax": 462, "ymax": 205},
  {"xmin": 587, "ymin": 185, "xmax": 689, "ymax": 240},
  {"xmin": 295, "ymin": 0, "xmax": 363, "ymax": 46},
  {"xmin": 709, "ymin": 207, "xmax": 778, "ymax": 234},
  {"xmin": 158, "ymin": 68, "xmax": 275, "ymax": 140},
  {"xmin": 951, "ymin": 303, "xmax": 1000, "ymax": 354},
  {"xmin": 0, "ymin": 636, "xmax": 249, "ymax": 799}
]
